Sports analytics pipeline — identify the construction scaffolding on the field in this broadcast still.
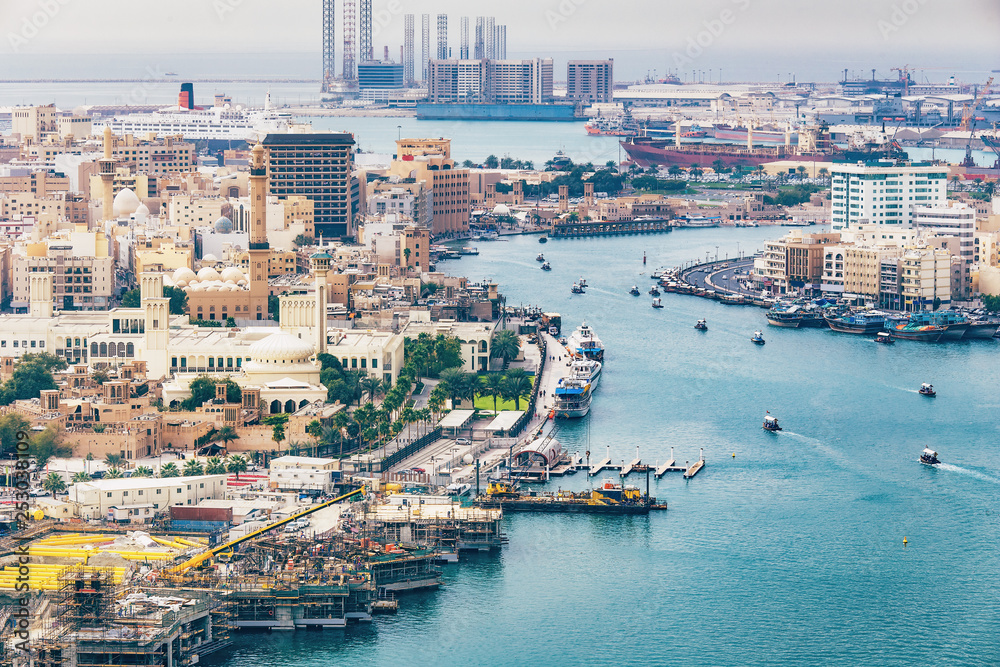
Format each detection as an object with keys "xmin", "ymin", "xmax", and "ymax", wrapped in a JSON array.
[
  {"xmin": 342, "ymin": 0, "xmax": 356, "ymax": 81},
  {"xmin": 403, "ymin": 14, "xmax": 415, "ymax": 85},
  {"xmin": 322, "ymin": 0, "xmax": 336, "ymax": 92}
]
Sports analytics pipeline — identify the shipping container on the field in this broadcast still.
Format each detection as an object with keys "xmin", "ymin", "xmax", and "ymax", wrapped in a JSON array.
[{"xmin": 169, "ymin": 506, "xmax": 233, "ymax": 522}]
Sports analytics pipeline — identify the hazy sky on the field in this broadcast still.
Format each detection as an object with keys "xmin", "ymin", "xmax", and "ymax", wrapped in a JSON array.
[{"xmin": 2, "ymin": 0, "xmax": 997, "ymax": 80}]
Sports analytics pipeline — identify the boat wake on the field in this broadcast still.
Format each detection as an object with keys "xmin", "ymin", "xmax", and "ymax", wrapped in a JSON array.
[
  {"xmin": 935, "ymin": 463, "xmax": 1000, "ymax": 485},
  {"xmin": 775, "ymin": 431, "xmax": 858, "ymax": 471},
  {"xmin": 891, "ymin": 386, "xmax": 921, "ymax": 394}
]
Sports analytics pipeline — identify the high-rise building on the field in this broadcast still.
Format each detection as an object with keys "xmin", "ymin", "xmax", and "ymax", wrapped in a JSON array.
[
  {"xmin": 427, "ymin": 60, "xmax": 485, "ymax": 103},
  {"xmin": 421, "ymin": 14, "xmax": 430, "ymax": 81},
  {"xmin": 829, "ymin": 163, "xmax": 948, "ymax": 230},
  {"xmin": 342, "ymin": 0, "xmax": 356, "ymax": 80},
  {"xmin": 262, "ymin": 134, "xmax": 356, "ymax": 239},
  {"xmin": 485, "ymin": 59, "xmax": 554, "ymax": 104},
  {"xmin": 485, "ymin": 16, "xmax": 495, "ymax": 59},
  {"xmin": 460, "ymin": 17, "xmax": 469, "ymax": 60},
  {"xmin": 474, "ymin": 17, "xmax": 484, "ymax": 59},
  {"xmin": 322, "ymin": 0, "xmax": 336, "ymax": 92},
  {"xmin": 358, "ymin": 62, "xmax": 405, "ymax": 89},
  {"xmin": 359, "ymin": 0, "xmax": 372, "ymax": 62},
  {"xmin": 567, "ymin": 60, "xmax": 614, "ymax": 103},
  {"xmin": 403, "ymin": 14, "xmax": 415, "ymax": 85},
  {"xmin": 497, "ymin": 25, "xmax": 506, "ymax": 59},
  {"xmin": 389, "ymin": 139, "xmax": 470, "ymax": 235},
  {"xmin": 436, "ymin": 14, "xmax": 448, "ymax": 59}
]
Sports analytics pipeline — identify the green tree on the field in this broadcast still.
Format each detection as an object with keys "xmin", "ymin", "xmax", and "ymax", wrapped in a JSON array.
[
  {"xmin": 31, "ymin": 425, "xmax": 70, "ymax": 468},
  {"xmin": 0, "ymin": 413, "xmax": 31, "ymax": 457},
  {"xmin": 132, "ymin": 466, "xmax": 153, "ymax": 478},
  {"xmin": 490, "ymin": 330, "xmax": 520, "ymax": 369},
  {"xmin": 225, "ymin": 316, "xmax": 236, "ymax": 327},
  {"xmin": 122, "ymin": 288, "xmax": 140, "ymax": 308},
  {"xmin": 272, "ymin": 423, "xmax": 286, "ymax": 449},
  {"xmin": 183, "ymin": 459, "xmax": 204, "ymax": 476},
  {"xmin": 293, "ymin": 234, "xmax": 315, "ymax": 248},
  {"xmin": 501, "ymin": 368, "xmax": 533, "ymax": 411},
  {"xmin": 429, "ymin": 383, "xmax": 448, "ymax": 418},
  {"xmin": 305, "ymin": 419, "xmax": 323, "ymax": 439},
  {"xmin": 213, "ymin": 425, "xmax": 240, "ymax": 451},
  {"xmin": 484, "ymin": 154, "xmax": 499, "ymax": 169},
  {"xmin": 71, "ymin": 471, "xmax": 92, "ymax": 483},
  {"xmin": 42, "ymin": 472, "xmax": 65, "ymax": 494},
  {"xmin": 104, "ymin": 467, "xmax": 123, "ymax": 479},
  {"xmin": 982, "ymin": 294, "xmax": 1000, "ymax": 313},
  {"xmin": 163, "ymin": 285, "xmax": 188, "ymax": 315},
  {"xmin": 205, "ymin": 457, "xmax": 227, "ymax": 474},
  {"xmin": 439, "ymin": 368, "xmax": 477, "ymax": 408},
  {"xmin": 104, "ymin": 453, "xmax": 124, "ymax": 468},
  {"xmin": 180, "ymin": 377, "xmax": 242, "ymax": 411},
  {"xmin": 360, "ymin": 376, "xmax": 385, "ymax": 403},
  {"xmin": 268, "ymin": 294, "xmax": 280, "ymax": 322},
  {"xmin": 480, "ymin": 372, "xmax": 506, "ymax": 413},
  {"xmin": 92, "ymin": 370, "xmax": 110, "ymax": 385},
  {"xmin": 226, "ymin": 454, "xmax": 248, "ymax": 479},
  {"xmin": 668, "ymin": 165, "xmax": 683, "ymax": 177},
  {"xmin": 159, "ymin": 462, "xmax": 180, "ymax": 478},
  {"xmin": 403, "ymin": 246, "xmax": 411, "ymax": 267},
  {"xmin": 0, "ymin": 353, "xmax": 68, "ymax": 405}
]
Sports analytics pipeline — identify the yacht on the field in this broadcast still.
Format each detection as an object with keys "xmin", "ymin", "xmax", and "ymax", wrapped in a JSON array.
[
  {"xmin": 919, "ymin": 448, "xmax": 941, "ymax": 465},
  {"xmin": 553, "ymin": 377, "xmax": 593, "ymax": 418},
  {"xmin": 918, "ymin": 383, "xmax": 936, "ymax": 397},
  {"xmin": 694, "ymin": 319, "xmax": 708, "ymax": 330},
  {"xmin": 629, "ymin": 286, "xmax": 640, "ymax": 296},
  {"xmin": 567, "ymin": 322, "xmax": 605, "ymax": 361},
  {"xmin": 570, "ymin": 358, "xmax": 602, "ymax": 390},
  {"xmin": 762, "ymin": 413, "xmax": 781, "ymax": 431},
  {"xmin": 652, "ymin": 298, "xmax": 664, "ymax": 309},
  {"xmin": 751, "ymin": 331, "xmax": 765, "ymax": 345}
]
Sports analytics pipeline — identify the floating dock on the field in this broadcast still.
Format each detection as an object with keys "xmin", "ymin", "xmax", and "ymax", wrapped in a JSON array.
[
  {"xmin": 550, "ymin": 218, "xmax": 674, "ymax": 238},
  {"xmin": 683, "ymin": 449, "xmax": 706, "ymax": 478},
  {"xmin": 588, "ymin": 458, "xmax": 620, "ymax": 476}
]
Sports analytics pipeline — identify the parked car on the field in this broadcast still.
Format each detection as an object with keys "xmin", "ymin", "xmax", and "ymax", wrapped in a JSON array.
[
  {"xmin": 411, "ymin": 467, "xmax": 426, "ymax": 474},
  {"xmin": 455, "ymin": 438, "xmax": 471, "ymax": 446}
]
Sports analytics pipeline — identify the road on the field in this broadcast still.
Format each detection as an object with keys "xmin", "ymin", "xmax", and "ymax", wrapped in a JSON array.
[{"xmin": 684, "ymin": 257, "xmax": 757, "ymax": 295}]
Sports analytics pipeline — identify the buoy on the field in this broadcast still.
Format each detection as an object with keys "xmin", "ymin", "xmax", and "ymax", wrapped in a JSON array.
[
  {"xmin": 903, "ymin": 537, "xmax": 908, "ymax": 546},
  {"xmin": 732, "ymin": 453, "xmax": 735, "ymax": 458}
]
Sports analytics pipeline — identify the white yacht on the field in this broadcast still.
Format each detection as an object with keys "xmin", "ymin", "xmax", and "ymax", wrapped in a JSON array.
[
  {"xmin": 566, "ymin": 322, "xmax": 604, "ymax": 361},
  {"xmin": 570, "ymin": 358, "xmax": 602, "ymax": 391}
]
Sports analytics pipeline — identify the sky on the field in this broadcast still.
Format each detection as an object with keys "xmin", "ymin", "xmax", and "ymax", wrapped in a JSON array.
[{"xmin": 2, "ymin": 0, "xmax": 997, "ymax": 82}]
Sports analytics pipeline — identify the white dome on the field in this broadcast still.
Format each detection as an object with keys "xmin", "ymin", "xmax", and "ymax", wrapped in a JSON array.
[
  {"xmin": 173, "ymin": 267, "xmax": 197, "ymax": 284},
  {"xmin": 174, "ymin": 279, "xmax": 188, "ymax": 288},
  {"xmin": 492, "ymin": 203, "xmax": 511, "ymax": 215},
  {"xmin": 203, "ymin": 253, "xmax": 219, "ymax": 263},
  {"xmin": 249, "ymin": 333, "xmax": 315, "ymax": 364},
  {"xmin": 220, "ymin": 267, "xmax": 244, "ymax": 284},
  {"xmin": 112, "ymin": 188, "xmax": 141, "ymax": 217},
  {"xmin": 205, "ymin": 284, "xmax": 219, "ymax": 292},
  {"xmin": 197, "ymin": 267, "xmax": 220, "ymax": 282}
]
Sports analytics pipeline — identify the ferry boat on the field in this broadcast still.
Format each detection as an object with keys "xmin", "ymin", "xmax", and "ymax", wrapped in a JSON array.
[
  {"xmin": 538, "ymin": 236, "xmax": 548, "ymax": 244},
  {"xmin": 652, "ymin": 298, "xmax": 664, "ymax": 309},
  {"xmin": 649, "ymin": 286, "xmax": 660, "ymax": 296},
  {"xmin": 762, "ymin": 413, "xmax": 781, "ymax": 431},
  {"xmin": 536, "ymin": 253, "xmax": 545, "ymax": 262},
  {"xmin": 751, "ymin": 331, "xmax": 765, "ymax": 345},
  {"xmin": 567, "ymin": 322, "xmax": 605, "ymax": 361},
  {"xmin": 570, "ymin": 358, "xmax": 602, "ymax": 390},
  {"xmin": 873, "ymin": 331, "xmax": 894, "ymax": 344},
  {"xmin": 629, "ymin": 286, "xmax": 640, "ymax": 296},
  {"xmin": 891, "ymin": 322, "xmax": 946, "ymax": 342},
  {"xmin": 541, "ymin": 262, "xmax": 552, "ymax": 271},
  {"xmin": 919, "ymin": 448, "xmax": 941, "ymax": 465},
  {"xmin": 571, "ymin": 283, "xmax": 585, "ymax": 294},
  {"xmin": 694, "ymin": 319, "xmax": 707, "ymax": 330},
  {"xmin": 459, "ymin": 246, "xmax": 479, "ymax": 255},
  {"xmin": 578, "ymin": 277, "xmax": 587, "ymax": 287},
  {"xmin": 553, "ymin": 377, "xmax": 593, "ymax": 418},
  {"xmin": 824, "ymin": 312, "xmax": 886, "ymax": 335},
  {"xmin": 918, "ymin": 383, "xmax": 936, "ymax": 397}
]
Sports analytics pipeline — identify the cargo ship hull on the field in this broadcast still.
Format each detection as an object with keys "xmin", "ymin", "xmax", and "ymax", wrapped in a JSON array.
[
  {"xmin": 621, "ymin": 138, "xmax": 827, "ymax": 168},
  {"xmin": 478, "ymin": 499, "xmax": 652, "ymax": 515}
]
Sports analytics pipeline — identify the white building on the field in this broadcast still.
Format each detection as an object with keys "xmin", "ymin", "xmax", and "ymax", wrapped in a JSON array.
[
  {"xmin": 912, "ymin": 202, "xmax": 975, "ymax": 298},
  {"xmin": 830, "ymin": 163, "xmax": 948, "ymax": 230},
  {"xmin": 67, "ymin": 474, "xmax": 229, "ymax": 519}
]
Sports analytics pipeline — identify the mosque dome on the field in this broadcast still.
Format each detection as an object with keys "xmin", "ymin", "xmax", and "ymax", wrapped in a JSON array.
[
  {"xmin": 134, "ymin": 203, "xmax": 150, "ymax": 223},
  {"xmin": 112, "ymin": 188, "xmax": 141, "ymax": 217},
  {"xmin": 248, "ymin": 333, "xmax": 315, "ymax": 365},
  {"xmin": 220, "ymin": 267, "xmax": 244, "ymax": 284},
  {"xmin": 214, "ymin": 216, "xmax": 234, "ymax": 233},
  {"xmin": 492, "ymin": 203, "xmax": 511, "ymax": 216},
  {"xmin": 173, "ymin": 267, "xmax": 197, "ymax": 284},
  {"xmin": 202, "ymin": 253, "xmax": 219, "ymax": 264},
  {"xmin": 196, "ymin": 266, "xmax": 221, "ymax": 282}
]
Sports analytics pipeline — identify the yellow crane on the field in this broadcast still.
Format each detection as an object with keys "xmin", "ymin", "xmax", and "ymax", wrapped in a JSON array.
[
  {"xmin": 165, "ymin": 486, "xmax": 365, "ymax": 575},
  {"xmin": 960, "ymin": 77, "xmax": 993, "ymax": 131}
]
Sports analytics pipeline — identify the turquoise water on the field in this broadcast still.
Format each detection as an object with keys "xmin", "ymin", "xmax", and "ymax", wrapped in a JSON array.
[{"xmin": 218, "ymin": 228, "xmax": 1000, "ymax": 666}]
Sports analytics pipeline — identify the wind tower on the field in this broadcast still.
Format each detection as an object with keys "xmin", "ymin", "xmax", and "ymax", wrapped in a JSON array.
[
  {"xmin": 248, "ymin": 144, "xmax": 270, "ymax": 320},
  {"xmin": 99, "ymin": 125, "xmax": 116, "ymax": 221},
  {"xmin": 322, "ymin": 0, "xmax": 336, "ymax": 92}
]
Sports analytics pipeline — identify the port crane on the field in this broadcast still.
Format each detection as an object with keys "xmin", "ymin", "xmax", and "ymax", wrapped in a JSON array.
[{"xmin": 960, "ymin": 77, "xmax": 993, "ymax": 131}]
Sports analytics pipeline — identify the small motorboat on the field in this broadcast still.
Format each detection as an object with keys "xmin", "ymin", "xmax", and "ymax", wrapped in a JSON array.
[
  {"xmin": 538, "ymin": 236, "xmax": 548, "ymax": 244},
  {"xmin": 536, "ymin": 253, "xmax": 545, "ymax": 262},
  {"xmin": 694, "ymin": 319, "xmax": 707, "ymax": 330},
  {"xmin": 918, "ymin": 383, "xmax": 936, "ymax": 397},
  {"xmin": 578, "ymin": 277, "xmax": 587, "ymax": 287},
  {"xmin": 919, "ymin": 447, "xmax": 940, "ymax": 465},
  {"xmin": 874, "ymin": 331, "xmax": 894, "ymax": 344},
  {"xmin": 541, "ymin": 262, "xmax": 552, "ymax": 271},
  {"xmin": 558, "ymin": 336, "xmax": 568, "ymax": 345},
  {"xmin": 762, "ymin": 412, "xmax": 781, "ymax": 432},
  {"xmin": 629, "ymin": 285, "xmax": 640, "ymax": 296},
  {"xmin": 649, "ymin": 286, "xmax": 661, "ymax": 296},
  {"xmin": 571, "ymin": 283, "xmax": 584, "ymax": 294},
  {"xmin": 751, "ymin": 331, "xmax": 765, "ymax": 345},
  {"xmin": 652, "ymin": 298, "xmax": 663, "ymax": 309}
]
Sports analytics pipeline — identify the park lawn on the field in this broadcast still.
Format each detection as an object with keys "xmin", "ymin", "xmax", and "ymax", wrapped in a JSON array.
[{"xmin": 473, "ymin": 395, "xmax": 525, "ymax": 412}]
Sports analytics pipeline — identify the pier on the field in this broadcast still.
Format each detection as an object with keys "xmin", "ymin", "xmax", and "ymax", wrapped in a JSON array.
[
  {"xmin": 550, "ymin": 218, "xmax": 674, "ymax": 238},
  {"xmin": 683, "ymin": 449, "xmax": 706, "ymax": 478}
]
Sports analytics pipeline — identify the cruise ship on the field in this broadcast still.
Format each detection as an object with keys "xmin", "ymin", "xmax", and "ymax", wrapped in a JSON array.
[
  {"xmin": 553, "ymin": 377, "xmax": 593, "ymax": 418},
  {"xmin": 566, "ymin": 322, "xmax": 604, "ymax": 361},
  {"xmin": 94, "ymin": 87, "xmax": 304, "ymax": 144}
]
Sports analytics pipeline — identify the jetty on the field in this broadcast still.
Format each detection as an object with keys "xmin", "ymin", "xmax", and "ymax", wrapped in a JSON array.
[
  {"xmin": 683, "ymin": 449, "xmax": 706, "ymax": 478},
  {"xmin": 550, "ymin": 218, "xmax": 674, "ymax": 238},
  {"xmin": 588, "ymin": 458, "xmax": 620, "ymax": 476}
]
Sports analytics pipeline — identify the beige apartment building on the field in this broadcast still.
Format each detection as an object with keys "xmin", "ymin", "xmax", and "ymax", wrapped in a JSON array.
[
  {"xmin": 901, "ymin": 246, "xmax": 952, "ymax": 311},
  {"xmin": 390, "ymin": 139, "xmax": 470, "ymax": 235},
  {"xmin": 12, "ymin": 244, "xmax": 115, "ymax": 311}
]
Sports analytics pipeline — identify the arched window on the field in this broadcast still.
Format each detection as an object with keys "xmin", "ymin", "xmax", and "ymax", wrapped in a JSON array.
[
  {"xmin": 125, "ymin": 343, "xmax": 134, "ymax": 357},
  {"xmin": 269, "ymin": 400, "xmax": 282, "ymax": 414},
  {"xmin": 91, "ymin": 342, "xmax": 98, "ymax": 356},
  {"xmin": 299, "ymin": 399, "xmax": 309, "ymax": 409},
  {"xmin": 99, "ymin": 342, "xmax": 107, "ymax": 357},
  {"xmin": 118, "ymin": 344, "xmax": 126, "ymax": 357},
  {"xmin": 284, "ymin": 399, "xmax": 296, "ymax": 413}
]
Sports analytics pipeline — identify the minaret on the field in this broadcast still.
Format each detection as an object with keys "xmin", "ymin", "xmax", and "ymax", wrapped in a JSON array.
[
  {"xmin": 248, "ymin": 143, "xmax": 270, "ymax": 320},
  {"xmin": 140, "ymin": 272, "xmax": 170, "ymax": 378},
  {"xmin": 310, "ymin": 252, "xmax": 331, "ymax": 356},
  {"xmin": 99, "ymin": 126, "xmax": 116, "ymax": 221}
]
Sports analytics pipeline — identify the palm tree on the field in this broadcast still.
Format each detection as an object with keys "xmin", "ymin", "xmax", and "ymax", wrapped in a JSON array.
[
  {"xmin": 205, "ymin": 457, "xmax": 227, "ymax": 474},
  {"xmin": 104, "ymin": 453, "xmax": 123, "ymax": 469},
  {"xmin": 818, "ymin": 167, "xmax": 829, "ymax": 183},
  {"xmin": 402, "ymin": 247, "xmax": 412, "ymax": 267},
  {"xmin": 501, "ymin": 369, "xmax": 533, "ymax": 411},
  {"xmin": 226, "ymin": 455, "xmax": 248, "ymax": 479},
  {"xmin": 72, "ymin": 471, "xmax": 92, "ymax": 483},
  {"xmin": 132, "ymin": 466, "xmax": 153, "ymax": 478},
  {"xmin": 490, "ymin": 330, "xmax": 521, "ymax": 369},
  {"xmin": 159, "ymin": 462, "xmax": 180, "ymax": 478},
  {"xmin": 439, "ymin": 368, "xmax": 477, "ymax": 409},
  {"xmin": 105, "ymin": 468, "xmax": 123, "ymax": 479},
  {"xmin": 481, "ymin": 372, "xmax": 506, "ymax": 413},
  {"xmin": 360, "ymin": 376, "xmax": 385, "ymax": 404},
  {"xmin": 42, "ymin": 472, "xmax": 66, "ymax": 494},
  {"xmin": 182, "ymin": 460, "xmax": 204, "ymax": 476},
  {"xmin": 213, "ymin": 426, "xmax": 239, "ymax": 452},
  {"xmin": 271, "ymin": 423, "xmax": 286, "ymax": 451}
]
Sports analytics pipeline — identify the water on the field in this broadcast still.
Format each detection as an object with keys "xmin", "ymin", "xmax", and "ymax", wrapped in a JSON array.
[{"xmin": 217, "ymin": 227, "xmax": 1000, "ymax": 666}]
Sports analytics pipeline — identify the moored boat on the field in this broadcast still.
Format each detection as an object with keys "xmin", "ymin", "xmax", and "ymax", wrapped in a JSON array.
[
  {"xmin": 907, "ymin": 311, "xmax": 969, "ymax": 340},
  {"xmin": 891, "ymin": 323, "xmax": 945, "ymax": 342},
  {"xmin": 964, "ymin": 319, "xmax": 1000, "ymax": 339},
  {"xmin": 919, "ymin": 448, "xmax": 940, "ymax": 465},
  {"xmin": 766, "ymin": 307, "xmax": 804, "ymax": 328},
  {"xmin": 570, "ymin": 358, "xmax": 602, "ymax": 390},
  {"xmin": 824, "ymin": 312, "xmax": 886, "ymax": 335},
  {"xmin": 567, "ymin": 322, "xmax": 605, "ymax": 361},
  {"xmin": 553, "ymin": 377, "xmax": 592, "ymax": 418}
]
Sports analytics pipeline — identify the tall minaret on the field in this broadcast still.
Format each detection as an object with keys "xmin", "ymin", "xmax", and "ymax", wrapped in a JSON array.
[
  {"xmin": 248, "ymin": 143, "xmax": 270, "ymax": 320},
  {"xmin": 99, "ymin": 126, "xmax": 116, "ymax": 221},
  {"xmin": 310, "ymin": 252, "xmax": 331, "ymax": 356}
]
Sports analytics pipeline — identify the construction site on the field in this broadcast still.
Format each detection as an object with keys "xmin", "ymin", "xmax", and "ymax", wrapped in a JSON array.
[{"xmin": 0, "ymin": 486, "xmax": 507, "ymax": 665}]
